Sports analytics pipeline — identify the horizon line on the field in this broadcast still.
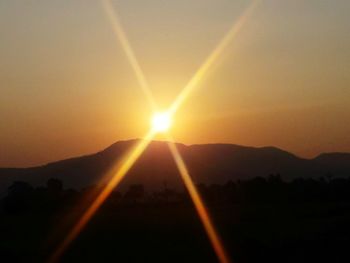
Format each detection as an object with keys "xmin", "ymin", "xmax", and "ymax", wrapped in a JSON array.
[{"xmin": 1, "ymin": 139, "xmax": 349, "ymax": 169}]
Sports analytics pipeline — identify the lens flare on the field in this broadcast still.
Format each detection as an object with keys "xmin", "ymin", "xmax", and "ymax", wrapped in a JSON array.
[
  {"xmin": 169, "ymin": 0, "xmax": 260, "ymax": 116},
  {"xmin": 166, "ymin": 135, "xmax": 230, "ymax": 263},
  {"xmin": 101, "ymin": 0, "xmax": 157, "ymax": 110},
  {"xmin": 50, "ymin": 1, "xmax": 260, "ymax": 262},
  {"xmin": 48, "ymin": 130, "xmax": 155, "ymax": 263}
]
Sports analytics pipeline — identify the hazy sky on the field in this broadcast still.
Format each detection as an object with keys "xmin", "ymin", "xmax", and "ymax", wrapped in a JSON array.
[{"xmin": 1, "ymin": 0, "xmax": 349, "ymax": 167}]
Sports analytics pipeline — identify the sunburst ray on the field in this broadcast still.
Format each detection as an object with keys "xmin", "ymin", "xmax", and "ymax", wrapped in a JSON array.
[
  {"xmin": 102, "ymin": 0, "xmax": 157, "ymax": 110},
  {"xmin": 169, "ymin": 0, "xmax": 260, "ymax": 116},
  {"xmin": 166, "ymin": 134, "xmax": 230, "ymax": 263},
  {"xmin": 49, "ymin": 1, "xmax": 261, "ymax": 261},
  {"xmin": 49, "ymin": 130, "xmax": 156, "ymax": 263}
]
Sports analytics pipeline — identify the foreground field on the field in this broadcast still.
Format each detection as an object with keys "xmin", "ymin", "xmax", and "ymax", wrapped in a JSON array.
[{"xmin": 1, "ymin": 200, "xmax": 349, "ymax": 263}]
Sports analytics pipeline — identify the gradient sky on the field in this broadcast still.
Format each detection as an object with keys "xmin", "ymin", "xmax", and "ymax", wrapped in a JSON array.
[{"xmin": 1, "ymin": 0, "xmax": 349, "ymax": 167}]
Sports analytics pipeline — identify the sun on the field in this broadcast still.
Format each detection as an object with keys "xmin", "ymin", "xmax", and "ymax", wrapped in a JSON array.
[{"xmin": 151, "ymin": 112, "xmax": 172, "ymax": 133}]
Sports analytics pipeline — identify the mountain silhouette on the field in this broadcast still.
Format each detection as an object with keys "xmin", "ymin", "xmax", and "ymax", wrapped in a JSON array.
[{"xmin": 0, "ymin": 140, "xmax": 349, "ymax": 194}]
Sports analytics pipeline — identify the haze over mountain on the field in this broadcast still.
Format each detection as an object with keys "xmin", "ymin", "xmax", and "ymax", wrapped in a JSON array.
[{"xmin": 0, "ymin": 140, "xmax": 349, "ymax": 194}]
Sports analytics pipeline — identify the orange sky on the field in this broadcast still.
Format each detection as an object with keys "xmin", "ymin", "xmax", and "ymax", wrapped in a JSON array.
[{"xmin": 0, "ymin": 0, "xmax": 349, "ymax": 167}]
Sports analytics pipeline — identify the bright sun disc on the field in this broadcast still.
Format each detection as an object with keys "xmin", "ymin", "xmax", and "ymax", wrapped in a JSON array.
[{"xmin": 152, "ymin": 112, "xmax": 171, "ymax": 132}]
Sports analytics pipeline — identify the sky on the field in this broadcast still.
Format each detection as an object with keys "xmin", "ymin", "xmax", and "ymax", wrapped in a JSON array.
[{"xmin": 0, "ymin": 0, "xmax": 349, "ymax": 167}]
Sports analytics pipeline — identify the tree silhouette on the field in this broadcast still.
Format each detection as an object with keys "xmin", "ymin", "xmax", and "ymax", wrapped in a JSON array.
[{"xmin": 3, "ymin": 181, "xmax": 33, "ymax": 214}]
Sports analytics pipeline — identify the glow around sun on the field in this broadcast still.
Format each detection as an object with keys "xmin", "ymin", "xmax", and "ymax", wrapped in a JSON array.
[{"xmin": 152, "ymin": 112, "xmax": 172, "ymax": 133}]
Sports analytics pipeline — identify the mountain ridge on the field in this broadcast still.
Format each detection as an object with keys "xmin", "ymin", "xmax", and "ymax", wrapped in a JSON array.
[{"xmin": 0, "ymin": 140, "xmax": 349, "ymax": 193}]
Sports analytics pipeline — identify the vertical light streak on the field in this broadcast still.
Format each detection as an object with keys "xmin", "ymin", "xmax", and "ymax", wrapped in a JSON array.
[
  {"xmin": 49, "ymin": 130, "xmax": 156, "ymax": 263},
  {"xmin": 166, "ymin": 135, "xmax": 230, "ymax": 263},
  {"xmin": 168, "ymin": 0, "xmax": 260, "ymax": 116},
  {"xmin": 102, "ymin": 0, "xmax": 157, "ymax": 110}
]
